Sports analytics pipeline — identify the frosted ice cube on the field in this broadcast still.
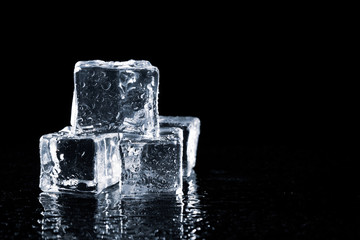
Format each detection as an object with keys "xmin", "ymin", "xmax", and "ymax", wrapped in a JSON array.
[
  {"xmin": 39, "ymin": 127, "xmax": 122, "ymax": 194},
  {"xmin": 120, "ymin": 127, "xmax": 183, "ymax": 195},
  {"xmin": 71, "ymin": 60, "xmax": 160, "ymax": 137},
  {"xmin": 159, "ymin": 116, "xmax": 200, "ymax": 177}
]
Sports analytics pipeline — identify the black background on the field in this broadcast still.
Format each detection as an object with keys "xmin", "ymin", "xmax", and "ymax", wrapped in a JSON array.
[
  {"xmin": 0, "ymin": 5, "xmax": 358, "ymax": 239},
  {"xmin": 2, "ymin": 10, "xmax": 356, "ymax": 170}
]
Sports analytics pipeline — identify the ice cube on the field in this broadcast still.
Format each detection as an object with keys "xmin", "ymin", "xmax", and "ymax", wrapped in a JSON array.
[
  {"xmin": 159, "ymin": 116, "xmax": 200, "ymax": 177},
  {"xmin": 71, "ymin": 60, "xmax": 160, "ymax": 137},
  {"xmin": 120, "ymin": 127, "xmax": 183, "ymax": 195},
  {"xmin": 39, "ymin": 127, "xmax": 122, "ymax": 194}
]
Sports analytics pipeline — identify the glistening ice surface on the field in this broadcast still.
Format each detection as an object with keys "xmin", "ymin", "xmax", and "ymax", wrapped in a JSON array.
[
  {"xmin": 39, "ymin": 127, "xmax": 122, "ymax": 193},
  {"xmin": 71, "ymin": 60, "xmax": 160, "ymax": 137},
  {"xmin": 120, "ymin": 127, "xmax": 183, "ymax": 195},
  {"xmin": 159, "ymin": 116, "xmax": 200, "ymax": 177}
]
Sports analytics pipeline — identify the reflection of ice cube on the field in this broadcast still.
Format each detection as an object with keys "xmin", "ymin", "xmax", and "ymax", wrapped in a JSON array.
[
  {"xmin": 39, "ymin": 192, "xmax": 99, "ymax": 239},
  {"xmin": 39, "ymin": 127, "xmax": 122, "ymax": 193},
  {"xmin": 39, "ymin": 185, "xmax": 184, "ymax": 239},
  {"xmin": 39, "ymin": 188, "xmax": 124, "ymax": 239},
  {"xmin": 71, "ymin": 60, "xmax": 159, "ymax": 137},
  {"xmin": 121, "ymin": 194, "xmax": 183, "ymax": 238},
  {"xmin": 159, "ymin": 116, "xmax": 200, "ymax": 177},
  {"xmin": 181, "ymin": 172, "xmax": 209, "ymax": 239},
  {"xmin": 120, "ymin": 127, "xmax": 183, "ymax": 195}
]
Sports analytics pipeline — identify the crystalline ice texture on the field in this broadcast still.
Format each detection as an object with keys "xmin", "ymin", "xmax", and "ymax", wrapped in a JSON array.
[
  {"xmin": 71, "ymin": 60, "xmax": 160, "ymax": 137},
  {"xmin": 159, "ymin": 116, "xmax": 200, "ymax": 177},
  {"xmin": 39, "ymin": 127, "xmax": 122, "ymax": 194},
  {"xmin": 120, "ymin": 127, "xmax": 183, "ymax": 195}
]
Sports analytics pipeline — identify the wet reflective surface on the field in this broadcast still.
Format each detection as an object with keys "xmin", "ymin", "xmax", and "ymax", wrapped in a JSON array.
[
  {"xmin": 1, "ymin": 146, "xmax": 359, "ymax": 239},
  {"xmin": 36, "ymin": 172, "xmax": 223, "ymax": 239},
  {"xmin": 38, "ymin": 174, "xmax": 198, "ymax": 239}
]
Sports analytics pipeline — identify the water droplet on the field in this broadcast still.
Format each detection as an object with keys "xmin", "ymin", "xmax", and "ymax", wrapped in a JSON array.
[
  {"xmin": 116, "ymin": 112, "xmax": 121, "ymax": 120},
  {"xmin": 101, "ymin": 81, "xmax": 112, "ymax": 90}
]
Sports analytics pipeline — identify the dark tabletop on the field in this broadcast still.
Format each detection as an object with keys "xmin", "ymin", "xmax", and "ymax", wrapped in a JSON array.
[{"xmin": 0, "ymin": 142, "xmax": 358, "ymax": 239}]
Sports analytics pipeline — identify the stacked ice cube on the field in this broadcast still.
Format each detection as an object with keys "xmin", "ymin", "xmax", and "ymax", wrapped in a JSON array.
[{"xmin": 39, "ymin": 60, "xmax": 200, "ymax": 195}]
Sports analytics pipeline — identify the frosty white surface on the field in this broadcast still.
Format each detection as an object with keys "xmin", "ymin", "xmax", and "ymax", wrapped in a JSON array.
[
  {"xmin": 159, "ymin": 116, "xmax": 200, "ymax": 177},
  {"xmin": 39, "ymin": 127, "xmax": 122, "ymax": 194},
  {"xmin": 120, "ymin": 127, "xmax": 183, "ymax": 195},
  {"xmin": 71, "ymin": 60, "xmax": 160, "ymax": 137}
]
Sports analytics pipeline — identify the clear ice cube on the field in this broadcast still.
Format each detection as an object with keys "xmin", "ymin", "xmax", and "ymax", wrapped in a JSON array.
[
  {"xmin": 120, "ymin": 127, "xmax": 183, "ymax": 195},
  {"xmin": 71, "ymin": 60, "xmax": 160, "ymax": 137},
  {"xmin": 39, "ymin": 127, "xmax": 122, "ymax": 194},
  {"xmin": 159, "ymin": 116, "xmax": 200, "ymax": 177}
]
